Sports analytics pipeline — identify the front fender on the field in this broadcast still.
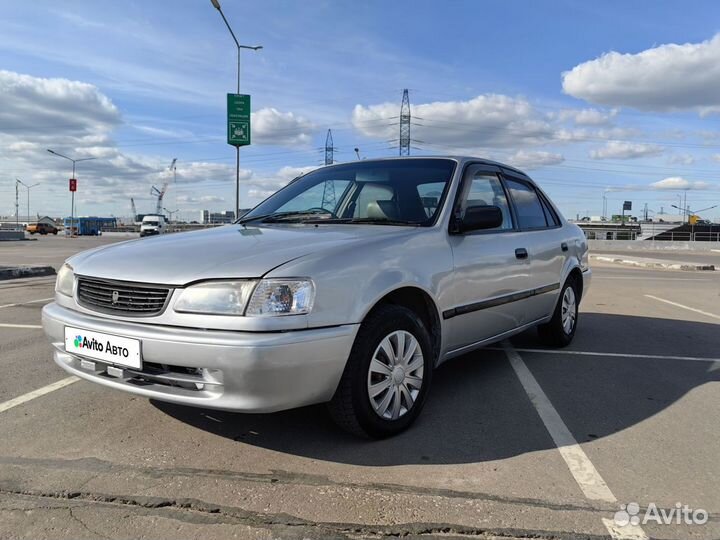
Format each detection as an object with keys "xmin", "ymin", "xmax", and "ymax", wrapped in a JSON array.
[{"xmin": 265, "ymin": 228, "xmax": 454, "ymax": 329}]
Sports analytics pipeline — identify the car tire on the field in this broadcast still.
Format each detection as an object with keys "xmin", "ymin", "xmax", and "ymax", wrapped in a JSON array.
[
  {"xmin": 537, "ymin": 276, "xmax": 580, "ymax": 347},
  {"xmin": 328, "ymin": 304, "xmax": 433, "ymax": 439}
]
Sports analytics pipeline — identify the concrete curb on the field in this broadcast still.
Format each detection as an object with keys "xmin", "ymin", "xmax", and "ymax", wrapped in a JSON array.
[
  {"xmin": 0, "ymin": 265, "xmax": 57, "ymax": 281},
  {"xmin": 591, "ymin": 255, "xmax": 715, "ymax": 271}
]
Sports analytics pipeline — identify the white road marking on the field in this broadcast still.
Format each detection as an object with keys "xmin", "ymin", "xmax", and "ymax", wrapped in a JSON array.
[
  {"xmin": 0, "ymin": 297, "xmax": 54, "ymax": 309},
  {"xmin": 503, "ymin": 342, "xmax": 648, "ymax": 540},
  {"xmin": 489, "ymin": 346, "xmax": 720, "ymax": 363},
  {"xmin": 601, "ymin": 518, "xmax": 649, "ymax": 540},
  {"xmin": 0, "ymin": 377, "xmax": 79, "ymax": 414},
  {"xmin": 0, "ymin": 323, "xmax": 43, "ymax": 329},
  {"xmin": 644, "ymin": 294, "xmax": 720, "ymax": 321}
]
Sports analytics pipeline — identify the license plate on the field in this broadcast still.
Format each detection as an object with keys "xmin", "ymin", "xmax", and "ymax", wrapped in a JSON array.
[{"xmin": 64, "ymin": 326, "xmax": 142, "ymax": 369}]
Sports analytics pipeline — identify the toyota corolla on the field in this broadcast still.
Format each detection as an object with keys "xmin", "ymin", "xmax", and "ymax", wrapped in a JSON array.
[{"xmin": 42, "ymin": 156, "xmax": 590, "ymax": 438}]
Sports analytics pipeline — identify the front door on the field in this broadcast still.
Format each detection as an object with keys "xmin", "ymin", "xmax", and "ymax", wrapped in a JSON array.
[{"xmin": 444, "ymin": 165, "xmax": 531, "ymax": 352}]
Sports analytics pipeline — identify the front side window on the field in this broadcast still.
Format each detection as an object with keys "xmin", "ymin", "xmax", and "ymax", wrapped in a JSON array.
[
  {"xmin": 241, "ymin": 159, "xmax": 456, "ymax": 226},
  {"xmin": 458, "ymin": 171, "xmax": 513, "ymax": 230},
  {"xmin": 504, "ymin": 177, "xmax": 548, "ymax": 229}
]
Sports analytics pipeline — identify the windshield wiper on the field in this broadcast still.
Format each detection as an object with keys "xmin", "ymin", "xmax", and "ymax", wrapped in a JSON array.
[{"xmin": 237, "ymin": 210, "xmax": 332, "ymax": 224}]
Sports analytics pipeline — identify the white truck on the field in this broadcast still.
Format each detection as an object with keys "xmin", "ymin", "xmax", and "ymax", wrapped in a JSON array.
[{"xmin": 139, "ymin": 215, "xmax": 167, "ymax": 237}]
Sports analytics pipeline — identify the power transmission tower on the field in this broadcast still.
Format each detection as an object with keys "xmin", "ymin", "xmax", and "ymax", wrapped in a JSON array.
[
  {"xmin": 399, "ymin": 89, "xmax": 411, "ymax": 156},
  {"xmin": 324, "ymin": 129, "xmax": 335, "ymax": 166},
  {"xmin": 320, "ymin": 129, "xmax": 338, "ymax": 209}
]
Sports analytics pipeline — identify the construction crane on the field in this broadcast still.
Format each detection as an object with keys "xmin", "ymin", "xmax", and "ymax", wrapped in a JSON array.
[
  {"xmin": 150, "ymin": 159, "xmax": 175, "ymax": 216},
  {"xmin": 130, "ymin": 198, "xmax": 138, "ymax": 224},
  {"xmin": 150, "ymin": 183, "xmax": 168, "ymax": 215}
]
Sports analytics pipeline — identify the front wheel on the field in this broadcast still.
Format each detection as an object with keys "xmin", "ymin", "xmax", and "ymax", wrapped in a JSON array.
[
  {"xmin": 537, "ymin": 277, "xmax": 579, "ymax": 347},
  {"xmin": 328, "ymin": 304, "xmax": 433, "ymax": 438}
]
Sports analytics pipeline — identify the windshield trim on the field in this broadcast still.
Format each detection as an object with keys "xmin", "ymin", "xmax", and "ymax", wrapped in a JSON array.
[{"xmin": 236, "ymin": 157, "xmax": 459, "ymax": 228}]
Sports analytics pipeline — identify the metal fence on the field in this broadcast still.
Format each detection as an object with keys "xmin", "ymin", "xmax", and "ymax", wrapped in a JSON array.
[
  {"xmin": 582, "ymin": 229, "xmax": 639, "ymax": 241},
  {"xmin": 583, "ymin": 229, "xmax": 720, "ymax": 242}
]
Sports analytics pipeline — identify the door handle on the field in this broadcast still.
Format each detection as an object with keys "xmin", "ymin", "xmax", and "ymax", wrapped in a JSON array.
[
  {"xmin": 515, "ymin": 248, "xmax": 528, "ymax": 259},
  {"xmin": 561, "ymin": 242, "xmax": 569, "ymax": 252}
]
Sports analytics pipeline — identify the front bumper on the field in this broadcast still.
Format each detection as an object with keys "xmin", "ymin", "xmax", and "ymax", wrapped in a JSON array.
[{"xmin": 42, "ymin": 302, "xmax": 358, "ymax": 413}]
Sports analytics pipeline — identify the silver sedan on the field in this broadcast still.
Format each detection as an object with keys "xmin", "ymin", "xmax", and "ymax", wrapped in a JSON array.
[{"xmin": 42, "ymin": 156, "xmax": 590, "ymax": 438}]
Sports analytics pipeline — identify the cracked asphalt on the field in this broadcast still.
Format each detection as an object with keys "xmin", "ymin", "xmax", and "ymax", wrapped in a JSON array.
[{"xmin": 0, "ymin": 236, "xmax": 718, "ymax": 539}]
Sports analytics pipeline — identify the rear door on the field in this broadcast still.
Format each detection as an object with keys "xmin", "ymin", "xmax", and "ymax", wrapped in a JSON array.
[
  {"xmin": 501, "ymin": 174, "xmax": 566, "ymax": 321},
  {"xmin": 444, "ymin": 164, "xmax": 531, "ymax": 352}
]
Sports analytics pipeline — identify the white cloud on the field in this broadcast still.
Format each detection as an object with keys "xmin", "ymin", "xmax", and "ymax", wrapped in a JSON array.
[
  {"xmin": 167, "ymin": 163, "xmax": 251, "ymax": 185},
  {"xmin": 562, "ymin": 34, "xmax": 720, "ymax": 113},
  {"xmin": 244, "ymin": 165, "xmax": 318, "ymax": 202},
  {"xmin": 177, "ymin": 195, "xmax": 226, "ymax": 204},
  {"xmin": 667, "ymin": 154, "xmax": 696, "ymax": 166},
  {"xmin": 507, "ymin": 150, "xmax": 564, "ymax": 169},
  {"xmin": 589, "ymin": 141, "xmax": 664, "ymax": 160},
  {"xmin": 556, "ymin": 108, "xmax": 617, "ymax": 126},
  {"xmin": 252, "ymin": 108, "xmax": 314, "ymax": 145},
  {"xmin": 0, "ymin": 70, "xmax": 120, "ymax": 135},
  {"xmin": 352, "ymin": 94, "xmax": 555, "ymax": 149},
  {"xmin": 650, "ymin": 177, "xmax": 710, "ymax": 190}
]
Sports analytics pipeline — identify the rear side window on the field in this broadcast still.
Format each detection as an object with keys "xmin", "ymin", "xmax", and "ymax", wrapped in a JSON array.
[
  {"xmin": 504, "ymin": 178, "xmax": 548, "ymax": 229},
  {"xmin": 539, "ymin": 194, "xmax": 560, "ymax": 227}
]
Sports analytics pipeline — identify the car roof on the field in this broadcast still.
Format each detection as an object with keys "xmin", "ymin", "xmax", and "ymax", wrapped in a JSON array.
[{"xmin": 316, "ymin": 155, "xmax": 530, "ymax": 179}]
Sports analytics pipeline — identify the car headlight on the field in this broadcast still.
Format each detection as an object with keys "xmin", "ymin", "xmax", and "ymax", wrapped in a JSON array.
[
  {"xmin": 245, "ymin": 279, "xmax": 315, "ymax": 316},
  {"xmin": 174, "ymin": 281, "xmax": 257, "ymax": 315},
  {"xmin": 55, "ymin": 264, "xmax": 75, "ymax": 297}
]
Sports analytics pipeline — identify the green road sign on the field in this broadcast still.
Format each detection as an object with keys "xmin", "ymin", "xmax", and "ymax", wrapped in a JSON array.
[{"xmin": 227, "ymin": 94, "xmax": 251, "ymax": 146}]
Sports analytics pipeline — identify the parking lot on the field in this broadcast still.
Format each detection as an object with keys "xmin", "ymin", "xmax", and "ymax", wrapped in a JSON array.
[{"xmin": 1, "ymin": 236, "xmax": 718, "ymax": 540}]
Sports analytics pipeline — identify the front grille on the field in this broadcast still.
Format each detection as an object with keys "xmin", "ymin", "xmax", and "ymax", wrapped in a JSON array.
[{"xmin": 77, "ymin": 277, "xmax": 171, "ymax": 316}]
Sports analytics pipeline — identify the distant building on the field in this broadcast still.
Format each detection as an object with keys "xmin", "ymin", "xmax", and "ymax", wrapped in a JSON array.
[{"xmin": 200, "ymin": 210, "xmax": 236, "ymax": 224}]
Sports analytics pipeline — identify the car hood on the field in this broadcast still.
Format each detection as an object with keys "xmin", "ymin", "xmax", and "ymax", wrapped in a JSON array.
[{"xmin": 69, "ymin": 224, "xmax": 413, "ymax": 285}]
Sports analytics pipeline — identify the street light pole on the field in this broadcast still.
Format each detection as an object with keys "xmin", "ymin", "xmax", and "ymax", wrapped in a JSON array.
[
  {"xmin": 210, "ymin": 0, "xmax": 262, "ymax": 220},
  {"xmin": 16, "ymin": 179, "xmax": 39, "ymax": 226},
  {"xmin": 47, "ymin": 149, "xmax": 96, "ymax": 237}
]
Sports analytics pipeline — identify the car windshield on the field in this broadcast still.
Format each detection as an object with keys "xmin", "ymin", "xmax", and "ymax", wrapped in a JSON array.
[
  {"xmin": 239, "ymin": 159, "xmax": 456, "ymax": 226},
  {"xmin": 145, "ymin": 221, "xmax": 159, "ymax": 226}
]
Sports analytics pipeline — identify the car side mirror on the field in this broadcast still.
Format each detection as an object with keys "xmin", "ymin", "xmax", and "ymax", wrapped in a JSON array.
[{"xmin": 456, "ymin": 205, "xmax": 504, "ymax": 233}]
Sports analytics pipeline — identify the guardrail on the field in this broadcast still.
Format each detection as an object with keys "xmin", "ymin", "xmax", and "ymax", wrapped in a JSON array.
[
  {"xmin": 583, "ymin": 229, "xmax": 639, "ymax": 240},
  {"xmin": 583, "ymin": 229, "xmax": 720, "ymax": 242}
]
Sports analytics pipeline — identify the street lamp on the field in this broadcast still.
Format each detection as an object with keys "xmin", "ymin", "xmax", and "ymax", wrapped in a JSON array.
[
  {"xmin": 16, "ymin": 178, "xmax": 40, "ymax": 227},
  {"xmin": 163, "ymin": 207, "xmax": 179, "ymax": 224},
  {"xmin": 209, "ymin": 0, "xmax": 262, "ymax": 219},
  {"xmin": 47, "ymin": 149, "xmax": 96, "ymax": 237}
]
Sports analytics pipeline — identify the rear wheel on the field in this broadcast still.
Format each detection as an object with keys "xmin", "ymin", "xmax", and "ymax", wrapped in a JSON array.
[
  {"xmin": 328, "ymin": 304, "xmax": 433, "ymax": 438},
  {"xmin": 538, "ymin": 277, "xmax": 579, "ymax": 347}
]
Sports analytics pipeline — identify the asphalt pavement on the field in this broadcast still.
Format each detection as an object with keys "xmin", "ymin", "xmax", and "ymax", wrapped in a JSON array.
[{"xmin": 0, "ymin": 236, "xmax": 718, "ymax": 539}]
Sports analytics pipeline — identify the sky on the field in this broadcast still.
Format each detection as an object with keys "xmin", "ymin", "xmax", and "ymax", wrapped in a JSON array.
[{"xmin": 1, "ymin": 0, "xmax": 720, "ymax": 222}]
